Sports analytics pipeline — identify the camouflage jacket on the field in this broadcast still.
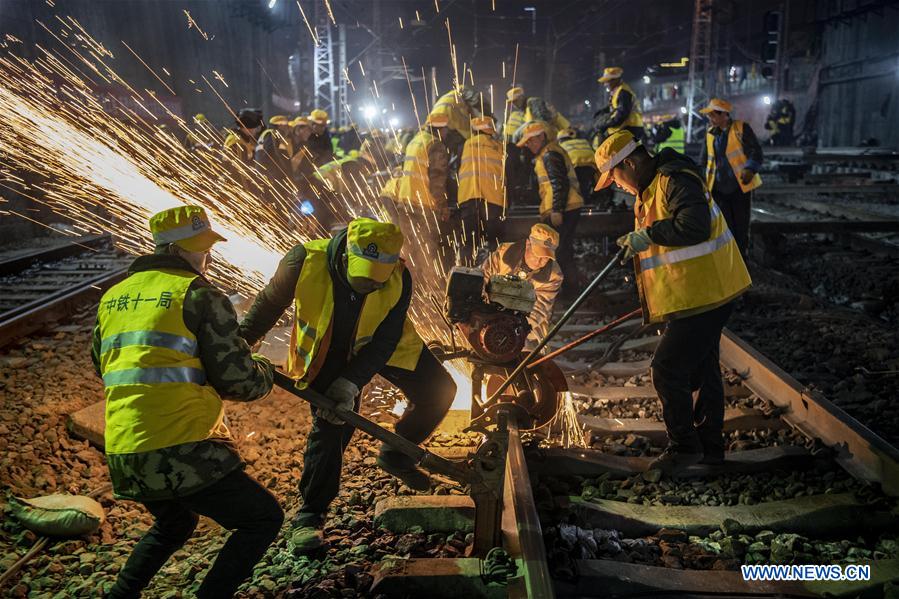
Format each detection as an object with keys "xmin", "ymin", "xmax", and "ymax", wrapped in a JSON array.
[{"xmin": 91, "ymin": 253, "xmax": 273, "ymax": 501}]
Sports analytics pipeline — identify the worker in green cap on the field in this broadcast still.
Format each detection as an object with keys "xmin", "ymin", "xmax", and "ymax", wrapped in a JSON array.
[
  {"xmin": 239, "ymin": 217, "xmax": 456, "ymax": 552},
  {"xmin": 93, "ymin": 205, "xmax": 282, "ymax": 598}
]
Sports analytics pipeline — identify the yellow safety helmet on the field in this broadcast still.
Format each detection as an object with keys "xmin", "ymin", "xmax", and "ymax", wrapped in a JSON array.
[
  {"xmin": 515, "ymin": 120, "xmax": 547, "ymax": 147},
  {"xmin": 346, "ymin": 217, "xmax": 404, "ymax": 283},
  {"xmin": 290, "ymin": 116, "xmax": 311, "ymax": 128},
  {"xmin": 425, "ymin": 112, "xmax": 450, "ymax": 128},
  {"xmin": 149, "ymin": 205, "xmax": 226, "ymax": 252},
  {"xmin": 699, "ymin": 98, "xmax": 733, "ymax": 114},
  {"xmin": 528, "ymin": 223, "xmax": 559, "ymax": 258},
  {"xmin": 556, "ymin": 127, "xmax": 577, "ymax": 140},
  {"xmin": 269, "ymin": 115, "xmax": 290, "ymax": 126},
  {"xmin": 506, "ymin": 86, "xmax": 525, "ymax": 102},
  {"xmin": 471, "ymin": 116, "xmax": 496, "ymax": 134},
  {"xmin": 598, "ymin": 67, "xmax": 624, "ymax": 83},
  {"xmin": 310, "ymin": 109, "xmax": 329, "ymax": 125},
  {"xmin": 594, "ymin": 130, "xmax": 640, "ymax": 190}
]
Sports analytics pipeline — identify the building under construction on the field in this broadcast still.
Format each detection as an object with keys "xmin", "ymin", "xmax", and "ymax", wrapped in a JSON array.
[{"xmin": 1, "ymin": 1, "xmax": 898, "ymax": 597}]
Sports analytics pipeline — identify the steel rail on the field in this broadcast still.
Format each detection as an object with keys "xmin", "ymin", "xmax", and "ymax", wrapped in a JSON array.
[
  {"xmin": 0, "ymin": 267, "xmax": 127, "ymax": 348},
  {"xmin": 503, "ymin": 416, "xmax": 555, "ymax": 599},
  {"xmin": 720, "ymin": 328, "xmax": 899, "ymax": 496},
  {"xmin": 0, "ymin": 234, "xmax": 111, "ymax": 276}
]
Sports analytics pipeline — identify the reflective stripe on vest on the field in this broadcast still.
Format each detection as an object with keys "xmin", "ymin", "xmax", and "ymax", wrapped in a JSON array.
[
  {"xmin": 633, "ymin": 169, "xmax": 751, "ymax": 323},
  {"xmin": 458, "ymin": 133, "xmax": 505, "ymax": 207},
  {"xmin": 534, "ymin": 141, "xmax": 584, "ymax": 215},
  {"xmin": 608, "ymin": 83, "xmax": 644, "ymax": 133},
  {"xmin": 559, "ymin": 137, "xmax": 597, "ymax": 168},
  {"xmin": 97, "ymin": 268, "xmax": 226, "ymax": 454},
  {"xmin": 705, "ymin": 120, "xmax": 762, "ymax": 193},
  {"xmin": 504, "ymin": 108, "xmax": 526, "ymax": 141},
  {"xmin": 395, "ymin": 130, "xmax": 438, "ymax": 207},
  {"xmin": 656, "ymin": 127, "xmax": 685, "ymax": 153},
  {"xmin": 286, "ymin": 239, "xmax": 423, "ymax": 387}
]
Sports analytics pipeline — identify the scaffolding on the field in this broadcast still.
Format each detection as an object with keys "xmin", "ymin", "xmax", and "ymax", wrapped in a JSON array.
[
  {"xmin": 685, "ymin": 0, "xmax": 714, "ymax": 142},
  {"xmin": 311, "ymin": 6, "xmax": 348, "ymax": 127}
]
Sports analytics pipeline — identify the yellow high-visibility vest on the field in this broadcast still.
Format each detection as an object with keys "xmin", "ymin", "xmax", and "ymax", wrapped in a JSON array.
[
  {"xmin": 457, "ymin": 133, "xmax": 505, "ymax": 207},
  {"xmin": 633, "ymin": 169, "xmax": 751, "ymax": 323},
  {"xmin": 608, "ymin": 83, "xmax": 644, "ymax": 132},
  {"xmin": 431, "ymin": 90, "xmax": 472, "ymax": 139},
  {"xmin": 97, "ymin": 269, "xmax": 228, "ymax": 454},
  {"xmin": 657, "ymin": 126, "xmax": 685, "ymax": 153},
  {"xmin": 559, "ymin": 137, "xmax": 597, "ymax": 169},
  {"xmin": 316, "ymin": 155, "xmax": 362, "ymax": 196},
  {"xmin": 534, "ymin": 141, "xmax": 584, "ymax": 215},
  {"xmin": 504, "ymin": 108, "xmax": 526, "ymax": 142},
  {"xmin": 395, "ymin": 129, "xmax": 441, "ymax": 207},
  {"xmin": 705, "ymin": 120, "xmax": 762, "ymax": 193},
  {"xmin": 286, "ymin": 239, "xmax": 423, "ymax": 386}
]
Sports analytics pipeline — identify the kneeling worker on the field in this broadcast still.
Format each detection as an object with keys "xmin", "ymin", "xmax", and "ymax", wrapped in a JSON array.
[
  {"xmin": 594, "ymin": 131, "xmax": 751, "ymax": 475},
  {"xmin": 93, "ymin": 206, "xmax": 282, "ymax": 598},
  {"xmin": 480, "ymin": 223, "xmax": 563, "ymax": 349},
  {"xmin": 238, "ymin": 217, "xmax": 456, "ymax": 551}
]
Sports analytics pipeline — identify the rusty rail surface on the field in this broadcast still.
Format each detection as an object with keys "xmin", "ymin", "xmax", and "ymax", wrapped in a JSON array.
[
  {"xmin": 720, "ymin": 328, "xmax": 899, "ymax": 496},
  {"xmin": 503, "ymin": 418, "xmax": 555, "ymax": 599}
]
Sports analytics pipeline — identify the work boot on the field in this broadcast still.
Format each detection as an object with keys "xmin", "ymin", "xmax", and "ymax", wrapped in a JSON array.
[
  {"xmin": 647, "ymin": 446, "xmax": 702, "ymax": 476},
  {"xmin": 287, "ymin": 514, "xmax": 323, "ymax": 552},
  {"xmin": 699, "ymin": 451, "xmax": 725, "ymax": 466},
  {"xmin": 376, "ymin": 448, "xmax": 431, "ymax": 492}
]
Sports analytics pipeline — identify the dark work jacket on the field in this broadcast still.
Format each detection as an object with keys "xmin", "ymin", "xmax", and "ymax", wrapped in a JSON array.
[
  {"xmin": 238, "ymin": 229, "xmax": 413, "ymax": 391},
  {"xmin": 640, "ymin": 149, "xmax": 711, "ymax": 247},
  {"xmin": 542, "ymin": 149, "xmax": 571, "ymax": 213}
]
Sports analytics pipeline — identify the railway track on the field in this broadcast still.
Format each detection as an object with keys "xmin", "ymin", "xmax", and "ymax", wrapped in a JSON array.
[
  {"xmin": 362, "ymin": 299, "xmax": 899, "ymax": 597},
  {"xmin": 0, "ymin": 235, "xmax": 130, "ymax": 348}
]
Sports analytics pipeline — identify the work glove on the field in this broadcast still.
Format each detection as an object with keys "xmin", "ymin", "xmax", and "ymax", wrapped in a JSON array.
[
  {"xmin": 318, "ymin": 377, "xmax": 359, "ymax": 426},
  {"xmin": 617, "ymin": 228, "xmax": 653, "ymax": 259},
  {"xmin": 550, "ymin": 211, "xmax": 564, "ymax": 228},
  {"xmin": 740, "ymin": 170, "xmax": 755, "ymax": 185}
]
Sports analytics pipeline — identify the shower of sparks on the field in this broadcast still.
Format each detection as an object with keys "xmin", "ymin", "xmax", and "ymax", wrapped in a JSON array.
[
  {"xmin": 121, "ymin": 41, "xmax": 177, "ymax": 96},
  {"xmin": 324, "ymin": 0, "xmax": 337, "ymax": 24},
  {"xmin": 297, "ymin": 1, "xmax": 319, "ymax": 46},
  {"xmin": 0, "ymin": 10, "xmax": 581, "ymax": 442},
  {"xmin": 183, "ymin": 10, "xmax": 210, "ymax": 41}
]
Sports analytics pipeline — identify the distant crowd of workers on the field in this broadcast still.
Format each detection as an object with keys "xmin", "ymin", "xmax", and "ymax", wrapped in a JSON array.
[{"xmin": 95, "ymin": 64, "xmax": 766, "ymax": 598}]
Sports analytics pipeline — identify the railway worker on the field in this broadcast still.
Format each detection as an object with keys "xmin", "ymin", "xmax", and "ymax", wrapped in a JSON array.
[
  {"xmin": 502, "ymin": 86, "xmax": 529, "ymax": 207},
  {"xmin": 594, "ymin": 130, "xmax": 752, "ymax": 475},
  {"xmin": 457, "ymin": 115, "xmax": 506, "ymax": 264},
  {"xmin": 479, "ymin": 223, "xmax": 563, "ymax": 349},
  {"xmin": 698, "ymin": 98, "xmax": 763, "ymax": 257},
  {"xmin": 516, "ymin": 120, "xmax": 583, "ymax": 293},
  {"xmin": 223, "ymin": 108, "xmax": 266, "ymax": 198},
  {"xmin": 593, "ymin": 67, "xmax": 645, "ymax": 142},
  {"xmin": 557, "ymin": 127, "xmax": 600, "ymax": 204},
  {"xmin": 307, "ymin": 108, "xmax": 335, "ymax": 166},
  {"xmin": 255, "ymin": 115, "xmax": 294, "ymax": 191},
  {"xmin": 92, "ymin": 206, "xmax": 282, "ymax": 598},
  {"xmin": 238, "ymin": 217, "xmax": 456, "ymax": 552}
]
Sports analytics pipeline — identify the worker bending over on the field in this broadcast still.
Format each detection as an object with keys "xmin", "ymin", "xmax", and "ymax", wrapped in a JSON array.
[
  {"xmin": 595, "ymin": 131, "xmax": 751, "ymax": 475},
  {"xmin": 94, "ymin": 206, "xmax": 282, "ymax": 598},
  {"xmin": 457, "ymin": 116, "xmax": 506, "ymax": 264},
  {"xmin": 517, "ymin": 120, "xmax": 583, "ymax": 293},
  {"xmin": 699, "ymin": 98, "xmax": 763, "ymax": 257},
  {"xmin": 480, "ymin": 223, "xmax": 563, "ymax": 349},
  {"xmin": 238, "ymin": 218, "xmax": 455, "ymax": 552}
]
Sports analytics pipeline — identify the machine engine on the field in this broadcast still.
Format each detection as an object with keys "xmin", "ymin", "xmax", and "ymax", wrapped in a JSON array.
[{"xmin": 445, "ymin": 266, "xmax": 536, "ymax": 364}]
